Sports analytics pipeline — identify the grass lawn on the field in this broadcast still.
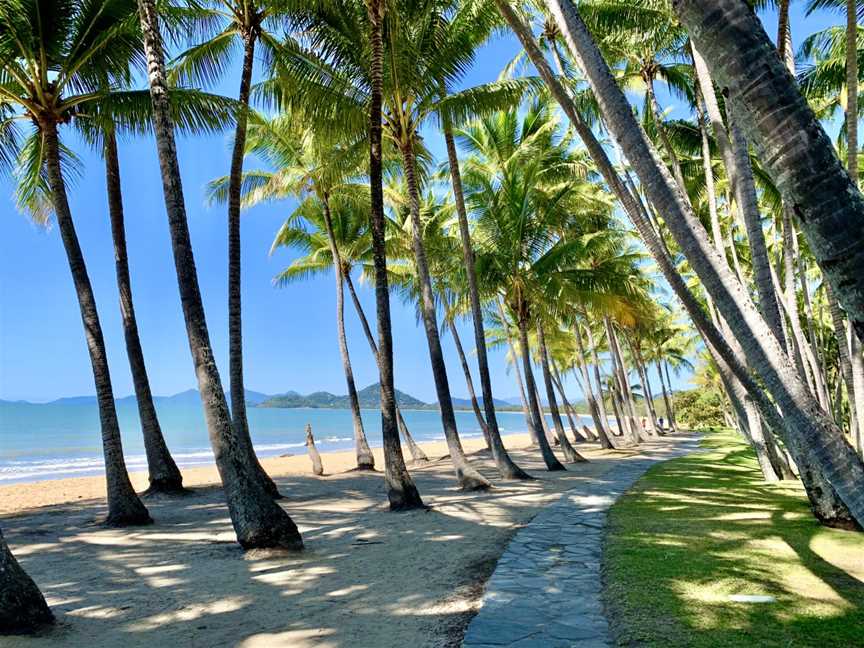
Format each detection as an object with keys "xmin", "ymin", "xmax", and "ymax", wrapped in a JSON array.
[{"xmin": 603, "ymin": 429, "xmax": 864, "ymax": 647}]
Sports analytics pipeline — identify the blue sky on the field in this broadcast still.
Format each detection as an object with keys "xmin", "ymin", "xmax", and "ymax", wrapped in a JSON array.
[{"xmin": 0, "ymin": 4, "xmax": 841, "ymax": 403}]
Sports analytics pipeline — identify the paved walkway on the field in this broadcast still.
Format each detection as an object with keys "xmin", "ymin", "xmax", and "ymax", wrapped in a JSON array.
[{"xmin": 462, "ymin": 436, "xmax": 701, "ymax": 648}]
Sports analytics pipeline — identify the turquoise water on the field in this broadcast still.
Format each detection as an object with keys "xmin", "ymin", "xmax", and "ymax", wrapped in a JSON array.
[{"xmin": 0, "ymin": 400, "xmax": 573, "ymax": 483}]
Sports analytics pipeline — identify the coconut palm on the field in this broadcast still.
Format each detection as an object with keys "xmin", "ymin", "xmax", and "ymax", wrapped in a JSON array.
[
  {"xmin": 672, "ymin": 0, "xmax": 864, "ymax": 347},
  {"xmin": 208, "ymin": 113, "xmax": 377, "ymax": 470},
  {"xmin": 0, "ymin": 0, "xmax": 152, "ymax": 526},
  {"xmin": 498, "ymin": 0, "xmax": 862, "ymax": 526},
  {"xmin": 136, "ymin": 0, "xmax": 302, "ymax": 548},
  {"xmin": 275, "ymin": 0, "xmax": 542, "ymax": 490},
  {"xmin": 171, "ymin": 0, "xmax": 300, "ymax": 497}
]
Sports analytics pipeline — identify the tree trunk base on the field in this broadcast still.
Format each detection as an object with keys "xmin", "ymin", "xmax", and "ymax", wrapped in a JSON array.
[
  {"xmin": 388, "ymin": 484, "xmax": 428, "ymax": 511},
  {"xmin": 238, "ymin": 519, "xmax": 304, "ymax": 551},
  {"xmin": 104, "ymin": 503, "xmax": 153, "ymax": 528},
  {"xmin": 141, "ymin": 478, "xmax": 191, "ymax": 498}
]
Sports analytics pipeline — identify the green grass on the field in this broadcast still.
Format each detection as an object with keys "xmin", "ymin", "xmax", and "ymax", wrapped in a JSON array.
[{"xmin": 603, "ymin": 430, "xmax": 864, "ymax": 647}]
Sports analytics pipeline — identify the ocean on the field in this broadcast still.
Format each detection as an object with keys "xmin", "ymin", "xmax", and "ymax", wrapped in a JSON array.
[{"xmin": 0, "ymin": 399, "xmax": 573, "ymax": 484}]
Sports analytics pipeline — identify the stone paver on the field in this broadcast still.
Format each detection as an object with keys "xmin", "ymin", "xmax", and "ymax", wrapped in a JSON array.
[{"xmin": 462, "ymin": 437, "xmax": 701, "ymax": 648}]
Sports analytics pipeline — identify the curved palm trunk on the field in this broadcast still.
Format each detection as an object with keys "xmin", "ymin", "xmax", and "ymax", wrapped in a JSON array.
[
  {"xmin": 497, "ymin": 300, "xmax": 540, "ymax": 444},
  {"xmin": 447, "ymin": 319, "xmax": 491, "ymax": 448},
  {"xmin": 43, "ymin": 121, "xmax": 151, "ymax": 527},
  {"xmin": 226, "ymin": 33, "xmax": 280, "ymax": 499},
  {"xmin": 537, "ymin": 326, "xmax": 586, "ymax": 462},
  {"xmin": 343, "ymin": 273, "xmax": 429, "ymax": 462},
  {"xmin": 662, "ymin": 362, "xmax": 679, "ymax": 432},
  {"xmin": 673, "ymin": 0, "xmax": 864, "ymax": 344},
  {"xmin": 515, "ymin": 310, "xmax": 565, "ymax": 471},
  {"xmin": 503, "ymin": 0, "xmax": 855, "ymax": 524},
  {"xmin": 573, "ymin": 324, "xmax": 619, "ymax": 448},
  {"xmin": 0, "ymin": 528, "xmax": 53, "ymax": 634},
  {"xmin": 104, "ymin": 128, "xmax": 184, "ymax": 495},
  {"xmin": 727, "ymin": 101, "xmax": 787, "ymax": 347},
  {"xmin": 136, "ymin": 0, "xmax": 302, "ymax": 548},
  {"xmin": 366, "ymin": 0, "xmax": 425, "ymax": 509},
  {"xmin": 631, "ymin": 341, "xmax": 661, "ymax": 435},
  {"xmin": 606, "ymin": 318, "xmax": 644, "ymax": 441},
  {"xmin": 400, "ymin": 138, "xmax": 490, "ymax": 491},
  {"xmin": 440, "ymin": 93, "xmax": 531, "ymax": 480},
  {"xmin": 542, "ymin": 0, "xmax": 864, "ymax": 527},
  {"xmin": 656, "ymin": 363, "xmax": 674, "ymax": 432},
  {"xmin": 551, "ymin": 360, "xmax": 592, "ymax": 442},
  {"xmin": 321, "ymin": 197, "xmax": 375, "ymax": 470}
]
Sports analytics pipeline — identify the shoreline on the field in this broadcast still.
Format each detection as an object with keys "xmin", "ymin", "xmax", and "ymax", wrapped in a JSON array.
[{"xmin": 0, "ymin": 432, "xmax": 535, "ymax": 517}]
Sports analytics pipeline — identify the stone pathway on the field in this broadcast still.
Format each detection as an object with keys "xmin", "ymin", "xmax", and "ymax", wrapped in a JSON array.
[{"xmin": 462, "ymin": 437, "xmax": 701, "ymax": 648}]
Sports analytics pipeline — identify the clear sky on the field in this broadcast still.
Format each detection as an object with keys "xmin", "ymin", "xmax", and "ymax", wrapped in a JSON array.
[{"xmin": 0, "ymin": 3, "xmax": 841, "ymax": 403}]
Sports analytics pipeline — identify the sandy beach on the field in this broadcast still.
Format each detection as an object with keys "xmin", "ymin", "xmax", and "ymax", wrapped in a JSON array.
[{"xmin": 1, "ymin": 432, "xmax": 683, "ymax": 647}]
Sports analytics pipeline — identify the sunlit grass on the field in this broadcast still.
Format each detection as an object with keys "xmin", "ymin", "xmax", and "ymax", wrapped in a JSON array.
[{"xmin": 604, "ymin": 429, "xmax": 864, "ymax": 647}]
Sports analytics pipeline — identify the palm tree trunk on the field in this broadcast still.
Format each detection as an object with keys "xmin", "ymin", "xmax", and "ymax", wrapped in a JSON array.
[
  {"xmin": 542, "ymin": 0, "xmax": 864, "ymax": 528},
  {"xmin": 136, "ymin": 0, "xmax": 303, "ymax": 547},
  {"xmin": 399, "ymin": 137, "xmax": 490, "ymax": 491},
  {"xmin": 656, "ymin": 363, "xmax": 675, "ymax": 432},
  {"xmin": 497, "ymin": 300, "xmax": 540, "ymax": 444},
  {"xmin": 0, "ymin": 528, "xmax": 53, "ymax": 633},
  {"xmin": 573, "ymin": 324, "xmax": 619, "ymax": 448},
  {"xmin": 662, "ymin": 362, "xmax": 678, "ymax": 431},
  {"xmin": 632, "ymin": 342, "xmax": 661, "ymax": 435},
  {"xmin": 606, "ymin": 318, "xmax": 645, "ymax": 442},
  {"xmin": 506, "ymin": 0, "xmax": 851, "ymax": 522},
  {"xmin": 343, "ymin": 273, "xmax": 428, "ymax": 462},
  {"xmin": 226, "ymin": 32, "xmax": 280, "ymax": 499},
  {"xmin": 364, "ymin": 0, "xmax": 424, "ymax": 509},
  {"xmin": 321, "ymin": 197, "xmax": 375, "ymax": 470},
  {"xmin": 551, "ymin": 360, "xmax": 592, "ymax": 442},
  {"xmin": 727, "ymin": 100, "xmax": 787, "ymax": 347},
  {"xmin": 537, "ymin": 326, "xmax": 586, "ymax": 462},
  {"xmin": 104, "ymin": 127, "xmax": 184, "ymax": 495},
  {"xmin": 673, "ymin": 0, "xmax": 864, "ymax": 344},
  {"xmin": 447, "ymin": 319, "xmax": 491, "ymax": 448},
  {"xmin": 42, "ymin": 120, "xmax": 151, "ymax": 527},
  {"xmin": 515, "ymin": 308, "xmax": 566, "ymax": 471},
  {"xmin": 644, "ymin": 75, "xmax": 687, "ymax": 192},
  {"xmin": 440, "ymin": 85, "xmax": 530, "ymax": 480}
]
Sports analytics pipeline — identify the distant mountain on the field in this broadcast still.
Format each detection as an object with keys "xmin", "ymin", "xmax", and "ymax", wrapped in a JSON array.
[
  {"xmin": 449, "ymin": 396, "xmax": 513, "ymax": 410},
  {"xmin": 258, "ymin": 383, "xmax": 429, "ymax": 409}
]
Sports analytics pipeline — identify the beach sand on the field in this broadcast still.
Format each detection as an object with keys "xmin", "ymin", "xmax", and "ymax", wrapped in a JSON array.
[{"xmin": 1, "ymin": 433, "xmax": 682, "ymax": 647}]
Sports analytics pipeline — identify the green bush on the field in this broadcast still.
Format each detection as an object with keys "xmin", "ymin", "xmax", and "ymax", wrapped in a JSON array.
[{"xmin": 672, "ymin": 388, "xmax": 725, "ymax": 429}]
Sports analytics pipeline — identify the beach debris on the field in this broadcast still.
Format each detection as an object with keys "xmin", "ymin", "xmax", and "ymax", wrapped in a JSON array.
[{"xmin": 305, "ymin": 424, "xmax": 324, "ymax": 476}]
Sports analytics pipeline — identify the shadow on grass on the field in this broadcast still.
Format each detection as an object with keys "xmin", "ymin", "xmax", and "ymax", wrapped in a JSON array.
[{"xmin": 603, "ymin": 429, "xmax": 864, "ymax": 648}]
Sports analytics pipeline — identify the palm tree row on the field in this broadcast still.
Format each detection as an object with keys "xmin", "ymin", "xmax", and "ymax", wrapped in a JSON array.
[{"xmin": 4, "ymin": 0, "xmax": 864, "ymax": 633}]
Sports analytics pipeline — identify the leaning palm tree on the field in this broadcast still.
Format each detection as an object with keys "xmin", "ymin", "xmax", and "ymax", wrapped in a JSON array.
[
  {"xmin": 671, "ymin": 0, "xmax": 864, "ymax": 346},
  {"xmin": 85, "ymin": 84, "xmax": 238, "ymax": 495},
  {"xmin": 208, "ymin": 113, "xmax": 377, "ymax": 470},
  {"xmin": 0, "ymin": 527, "xmax": 53, "ymax": 633},
  {"xmin": 498, "ymin": 0, "xmax": 862, "ymax": 527},
  {"xmin": 534, "ymin": 0, "xmax": 864, "ymax": 527},
  {"xmin": 136, "ymin": 0, "xmax": 302, "ymax": 548},
  {"xmin": 277, "ymin": 0, "xmax": 538, "ymax": 490},
  {"xmin": 0, "ymin": 0, "xmax": 151, "ymax": 526},
  {"xmin": 171, "ymin": 0, "xmax": 298, "ymax": 497}
]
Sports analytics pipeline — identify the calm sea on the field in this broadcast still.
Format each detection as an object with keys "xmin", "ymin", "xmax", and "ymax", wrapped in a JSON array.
[{"xmin": 0, "ymin": 400, "xmax": 573, "ymax": 484}]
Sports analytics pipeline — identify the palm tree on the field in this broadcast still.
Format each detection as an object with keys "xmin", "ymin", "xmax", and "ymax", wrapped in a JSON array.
[
  {"xmin": 208, "ymin": 114, "xmax": 377, "ymax": 470},
  {"xmin": 136, "ymin": 0, "xmax": 302, "ymax": 548},
  {"xmin": 0, "ymin": 527, "xmax": 53, "ymax": 633},
  {"xmin": 278, "ymin": 0, "xmax": 539, "ymax": 490},
  {"xmin": 104, "ymin": 125, "xmax": 185, "ymax": 494},
  {"xmin": 365, "ymin": 0, "xmax": 424, "ymax": 509},
  {"xmin": 0, "ymin": 0, "xmax": 151, "ymax": 526},
  {"xmin": 539, "ymin": 0, "xmax": 864, "ymax": 527},
  {"xmin": 498, "ymin": 0, "xmax": 861, "ymax": 526},
  {"xmin": 172, "ymin": 0, "xmax": 300, "ymax": 497},
  {"xmin": 672, "ymin": 0, "xmax": 864, "ymax": 346},
  {"xmin": 171, "ymin": 0, "xmax": 296, "ymax": 497}
]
